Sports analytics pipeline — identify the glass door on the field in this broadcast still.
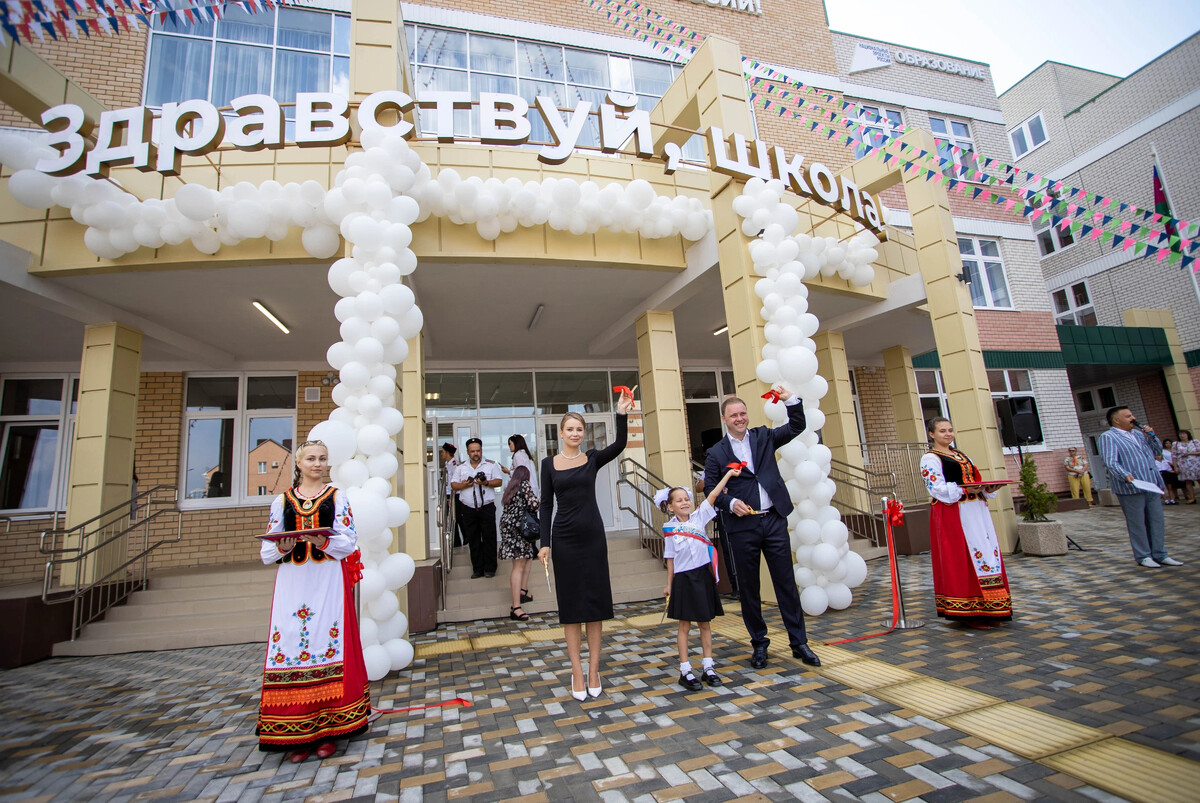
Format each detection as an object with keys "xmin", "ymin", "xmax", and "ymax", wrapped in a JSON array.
[
  {"xmin": 426, "ymin": 417, "xmax": 476, "ymax": 554},
  {"xmin": 539, "ymin": 414, "xmax": 617, "ymax": 530}
]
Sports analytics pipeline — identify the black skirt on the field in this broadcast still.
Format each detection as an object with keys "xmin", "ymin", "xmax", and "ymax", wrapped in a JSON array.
[{"xmin": 668, "ymin": 566, "xmax": 723, "ymax": 623}]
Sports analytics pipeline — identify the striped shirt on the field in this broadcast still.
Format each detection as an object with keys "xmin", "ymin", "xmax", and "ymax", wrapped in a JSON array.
[{"xmin": 1097, "ymin": 427, "xmax": 1164, "ymax": 495}]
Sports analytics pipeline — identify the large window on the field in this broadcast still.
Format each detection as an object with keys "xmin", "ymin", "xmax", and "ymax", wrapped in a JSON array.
[
  {"xmin": 406, "ymin": 23, "xmax": 701, "ymax": 158},
  {"xmin": 182, "ymin": 374, "xmax": 296, "ymax": 506},
  {"xmin": 958, "ymin": 237, "xmax": 1012, "ymax": 308},
  {"xmin": 1052, "ymin": 281, "xmax": 1097, "ymax": 326},
  {"xmin": 145, "ymin": 8, "xmax": 350, "ymax": 114},
  {"xmin": 0, "ymin": 377, "xmax": 77, "ymax": 513},
  {"xmin": 1035, "ymin": 217, "xmax": 1075, "ymax": 257},
  {"xmin": 1009, "ymin": 112, "xmax": 1047, "ymax": 159},
  {"xmin": 930, "ymin": 115, "xmax": 976, "ymax": 176},
  {"xmin": 915, "ymin": 369, "xmax": 948, "ymax": 430},
  {"xmin": 852, "ymin": 104, "xmax": 903, "ymax": 159}
]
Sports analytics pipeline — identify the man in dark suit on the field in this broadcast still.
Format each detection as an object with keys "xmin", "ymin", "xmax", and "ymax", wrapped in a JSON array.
[{"xmin": 703, "ymin": 386, "xmax": 820, "ymax": 669}]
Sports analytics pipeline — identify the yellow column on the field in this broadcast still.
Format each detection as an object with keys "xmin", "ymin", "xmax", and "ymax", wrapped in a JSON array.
[
  {"xmin": 883, "ymin": 345, "xmax": 926, "ymax": 444},
  {"xmin": 813, "ymin": 331, "xmax": 862, "ymax": 469},
  {"xmin": 635, "ymin": 311, "xmax": 691, "ymax": 484},
  {"xmin": 350, "ymin": 0, "xmax": 412, "ymax": 102},
  {"xmin": 397, "ymin": 332, "xmax": 425, "ymax": 561},
  {"xmin": 1123, "ymin": 308, "xmax": 1200, "ymax": 433},
  {"xmin": 902, "ymin": 130, "xmax": 1016, "ymax": 551},
  {"xmin": 64, "ymin": 323, "xmax": 142, "ymax": 585}
]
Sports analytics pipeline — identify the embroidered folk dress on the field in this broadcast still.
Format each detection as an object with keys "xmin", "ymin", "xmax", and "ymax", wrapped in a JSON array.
[
  {"xmin": 920, "ymin": 450, "xmax": 1013, "ymax": 621},
  {"xmin": 663, "ymin": 500, "xmax": 724, "ymax": 623},
  {"xmin": 256, "ymin": 485, "xmax": 370, "ymax": 751}
]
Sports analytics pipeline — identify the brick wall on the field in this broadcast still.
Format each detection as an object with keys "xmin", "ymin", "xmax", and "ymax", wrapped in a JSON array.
[
  {"xmin": 1137, "ymin": 372, "xmax": 1177, "ymax": 440},
  {"xmin": 1003, "ymin": 447, "xmax": 1072, "ymax": 495},
  {"xmin": 853, "ymin": 365, "xmax": 897, "ymax": 443},
  {"xmin": 974, "ymin": 309, "xmax": 1060, "ymax": 351}
]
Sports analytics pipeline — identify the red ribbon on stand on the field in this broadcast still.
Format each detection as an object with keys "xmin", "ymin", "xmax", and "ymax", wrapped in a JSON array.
[
  {"xmin": 761, "ymin": 389, "xmax": 781, "ymax": 403},
  {"xmin": 372, "ymin": 697, "xmax": 472, "ymax": 716},
  {"xmin": 827, "ymin": 497, "xmax": 907, "ymax": 645}
]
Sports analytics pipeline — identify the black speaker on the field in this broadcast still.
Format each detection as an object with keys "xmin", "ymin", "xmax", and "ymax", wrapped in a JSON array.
[{"xmin": 995, "ymin": 396, "xmax": 1043, "ymax": 447}]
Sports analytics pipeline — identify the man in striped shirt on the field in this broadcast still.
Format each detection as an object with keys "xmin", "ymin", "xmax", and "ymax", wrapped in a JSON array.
[{"xmin": 1097, "ymin": 406, "xmax": 1183, "ymax": 568}]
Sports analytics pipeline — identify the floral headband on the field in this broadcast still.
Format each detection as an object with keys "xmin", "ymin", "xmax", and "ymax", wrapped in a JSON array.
[{"xmin": 653, "ymin": 486, "xmax": 693, "ymax": 507}]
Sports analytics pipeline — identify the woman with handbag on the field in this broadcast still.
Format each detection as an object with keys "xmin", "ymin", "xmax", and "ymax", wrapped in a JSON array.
[{"xmin": 499, "ymin": 435, "xmax": 540, "ymax": 621}]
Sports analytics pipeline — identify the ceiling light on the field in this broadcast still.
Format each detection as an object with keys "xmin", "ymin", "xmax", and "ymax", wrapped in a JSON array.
[
  {"xmin": 712, "ymin": 325, "xmax": 729, "ymax": 336},
  {"xmin": 528, "ymin": 303, "xmax": 545, "ymax": 330},
  {"xmin": 425, "ymin": 392, "xmax": 440, "ymax": 400},
  {"xmin": 252, "ymin": 301, "xmax": 290, "ymax": 334}
]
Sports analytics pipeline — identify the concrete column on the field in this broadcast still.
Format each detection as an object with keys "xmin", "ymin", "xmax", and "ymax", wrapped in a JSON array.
[
  {"xmin": 883, "ymin": 345, "xmax": 926, "ymax": 444},
  {"xmin": 350, "ymin": 0, "xmax": 411, "ymax": 102},
  {"xmin": 902, "ymin": 131, "xmax": 1016, "ymax": 551},
  {"xmin": 397, "ymin": 331, "xmax": 425, "ymax": 561},
  {"xmin": 813, "ymin": 331, "xmax": 862, "ymax": 469},
  {"xmin": 635, "ymin": 310, "xmax": 691, "ymax": 484},
  {"xmin": 64, "ymin": 323, "xmax": 142, "ymax": 585},
  {"xmin": 1123, "ymin": 308, "xmax": 1200, "ymax": 433}
]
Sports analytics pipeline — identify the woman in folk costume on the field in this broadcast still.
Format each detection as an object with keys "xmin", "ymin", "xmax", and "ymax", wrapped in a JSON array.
[
  {"xmin": 920, "ymin": 418, "xmax": 1013, "ymax": 623},
  {"xmin": 256, "ymin": 440, "xmax": 370, "ymax": 762}
]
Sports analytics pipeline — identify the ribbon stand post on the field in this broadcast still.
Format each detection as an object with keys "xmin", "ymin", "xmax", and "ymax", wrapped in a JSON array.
[{"xmin": 880, "ymin": 496, "xmax": 923, "ymax": 631}]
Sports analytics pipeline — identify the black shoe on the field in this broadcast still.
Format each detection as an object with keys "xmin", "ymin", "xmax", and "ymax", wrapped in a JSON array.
[
  {"xmin": 701, "ymin": 668, "xmax": 723, "ymax": 687},
  {"xmin": 470, "ymin": 573, "xmax": 483, "ymax": 579},
  {"xmin": 678, "ymin": 670, "xmax": 703, "ymax": 691},
  {"xmin": 520, "ymin": 588, "xmax": 533, "ymax": 604},
  {"xmin": 485, "ymin": 572, "xmax": 495, "ymax": 578},
  {"xmin": 792, "ymin": 644, "xmax": 821, "ymax": 667},
  {"xmin": 750, "ymin": 646, "xmax": 767, "ymax": 669}
]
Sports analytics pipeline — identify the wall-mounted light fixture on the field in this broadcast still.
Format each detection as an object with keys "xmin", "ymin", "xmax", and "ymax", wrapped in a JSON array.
[
  {"xmin": 321, "ymin": 371, "xmax": 338, "ymax": 387},
  {"xmin": 252, "ymin": 301, "xmax": 290, "ymax": 334},
  {"xmin": 528, "ymin": 303, "xmax": 545, "ymax": 330}
]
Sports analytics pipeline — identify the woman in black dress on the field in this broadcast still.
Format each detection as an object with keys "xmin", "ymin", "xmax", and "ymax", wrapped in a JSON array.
[{"xmin": 537, "ymin": 390, "xmax": 632, "ymax": 700}]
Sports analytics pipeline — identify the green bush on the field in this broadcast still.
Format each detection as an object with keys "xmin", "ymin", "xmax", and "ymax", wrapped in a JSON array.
[{"xmin": 1018, "ymin": 456, "xmax": 1058, "ymax": 522}]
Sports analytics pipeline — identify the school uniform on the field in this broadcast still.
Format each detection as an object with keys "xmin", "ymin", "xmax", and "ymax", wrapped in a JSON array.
[{"xmin": 664, "ymin": 500, "xmax": 724, "ymax": 623}]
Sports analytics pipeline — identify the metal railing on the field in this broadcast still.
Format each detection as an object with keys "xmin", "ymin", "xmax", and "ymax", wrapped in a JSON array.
[
  {"xmin": 437, "ymin": 469, "xmax": 457, "ymax": 595},
  {"xmin": 828, "ymin": 458, "xmax": 899, "ymax": 548},
  {"xmin": 616, "ymin": 456, "xmax": 671, "ymax": 561},
  {"xmin": 39, "ymin": 485, "xmax": 182, "ymax": 641},
  {"xmin": 861, "ymin": 442, "xmax": 930, "ymax": 505},
  {"xmin": 2, "ymin": 510, "xmax": 65, "ymax": 534}
]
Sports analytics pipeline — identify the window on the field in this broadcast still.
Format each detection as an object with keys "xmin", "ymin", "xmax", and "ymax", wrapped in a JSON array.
[
  {"xmin": 929, "ymin": 115, "xmax": 976, "ymax": 176},
  {"xmin": 1052, "ymin": 282, "xmax": 1096, "ymax": 326},
  {"xmin": 852, "ymin": 104, "xmax": 903, "ymax": 159},
  {"xmin": 1035, "ymin": 217, "xmax": 1075, "ymax": 257},
  {"xmin": 406, "ymin": 23, "xmax": 702, "ymax": 158},
  {"xmin": 1076, "ymin": 390, "xmax": 1096, "ymax": 413},
  {"xmin": 145, "ymin": 8, "xmax": 351, "ymax": 120},
  {"xmin": 990, "ymin": 370, "xmax": 1042, "ymax": 446},
  {"xmin": 0, "ymin": 376, "xmax": 77, "ymax": 512},
  {"xmin": 1009, "ymin": 112, "xmax": 1047, "ymax": 158},
  {"xmin": 182, "ymin": 374, "xmax": 296, "ymax": 506},
  {"xmin": 915, "ymin": 369, "xmax": 949, "ymax": 428},
  {"xmin": 1098, "ymin": 386, "xmax": 1117, "ymax": 408},
  {"xmin": 1075, "ymin": 385, "xmax": 1116, "ymax": 415},
  {"xmin": 958, "ymin": 237, "xmax": 1012, "ymax": 308}
]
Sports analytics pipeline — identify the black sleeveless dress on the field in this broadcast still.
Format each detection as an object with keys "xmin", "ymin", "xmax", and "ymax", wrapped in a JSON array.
[{"xmin": 539, "ymin": 414, "xmax": 628, "ymax": 624}]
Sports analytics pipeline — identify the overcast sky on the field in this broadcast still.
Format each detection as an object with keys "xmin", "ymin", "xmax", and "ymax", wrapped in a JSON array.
[{"xmin": 823, "ymin": 0, "xmax": 1200, "ymax": 93}]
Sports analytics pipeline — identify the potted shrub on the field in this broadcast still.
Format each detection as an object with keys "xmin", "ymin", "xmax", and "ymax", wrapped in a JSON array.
[{"xmin": 1016, "ymin": 456, "xmax": 1066, "ymax": 556}]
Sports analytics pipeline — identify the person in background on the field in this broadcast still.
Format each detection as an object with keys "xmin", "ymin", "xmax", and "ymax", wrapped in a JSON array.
[
  {"xmin": 440, "ymin": 443, "xmax": 466, "ymax": 547},
  {"xmin": 451, "ymin": 439, "xmax": 503, "ymax": 579},
  {"xmin": 1158, "ymin": 440, "xmax": 1182, "ymax": 506},
  {"xmin": 1097, "ymin": 407, "xmax": 1182, "ymax": 568},
  {"xmin": 1063, "ymin": 447, "xmax": 1093, "ymax": 505},
  {"xmin": 499, "ymin": 434, "xmax": 539, "ymax": 621},
  {"xmin": 1172, "ymin": 430, "xmax": 1200, "ymax": 504}
]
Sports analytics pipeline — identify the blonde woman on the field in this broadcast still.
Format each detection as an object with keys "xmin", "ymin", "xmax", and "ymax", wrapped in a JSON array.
[{"xmin": 537, "ymin": 390, "xmax": 632, "ymax": 700}]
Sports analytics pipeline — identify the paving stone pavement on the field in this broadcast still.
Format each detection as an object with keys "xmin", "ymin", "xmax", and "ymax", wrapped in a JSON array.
[{"xmin": 0, "ymin": 506, "xmax": 1197, "ymax": 802}]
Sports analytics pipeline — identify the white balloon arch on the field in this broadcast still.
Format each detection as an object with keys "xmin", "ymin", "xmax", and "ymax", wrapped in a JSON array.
[{"xmin": 0, "ymin": 128, "xmax": 880, "ymax": 675}]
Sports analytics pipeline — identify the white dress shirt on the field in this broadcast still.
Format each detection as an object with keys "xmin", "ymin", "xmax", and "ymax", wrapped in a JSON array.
[{"xmin": 452, "ymin": 459, "xmax": 502, "ymax": 508}]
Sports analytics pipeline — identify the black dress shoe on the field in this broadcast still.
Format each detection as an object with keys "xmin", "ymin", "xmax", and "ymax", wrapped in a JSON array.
[
  {"xmin": 484, "ymin": 572, "xmax": 495, "ymax": 578},
  {"xmin": 470, "ymin": 572, "xmax": 483, "ymax": 579},
  {"xmin": 750, "ymin": 647, "xmax": 767, "ymax": 669},
  {"xmin": 678, "ymin": 670, "xmax": 703, "ymax": 691},
  {"xmin": 792, "ymin": 644, "xmax": 821, "ymax": 666},
  {"xmin": 701, "ymin": 668, "xmax": 723, "ymax": 687}
]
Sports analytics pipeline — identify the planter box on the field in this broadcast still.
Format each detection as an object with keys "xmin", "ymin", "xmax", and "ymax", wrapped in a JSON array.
[{"xmin": 1018, "ymin": 520, "xmax": 1067, "ymax": 556}]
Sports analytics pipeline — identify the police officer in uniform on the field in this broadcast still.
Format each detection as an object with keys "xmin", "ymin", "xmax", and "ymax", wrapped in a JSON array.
[{"xmin": 451, "ymin": 438, "xmax": 503, "ymax": 578}]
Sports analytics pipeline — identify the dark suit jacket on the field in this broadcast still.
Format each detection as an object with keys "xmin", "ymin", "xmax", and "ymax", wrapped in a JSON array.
[{"xmin": 703, "ymin": 402, "xmax": 806, "ymax": 532}]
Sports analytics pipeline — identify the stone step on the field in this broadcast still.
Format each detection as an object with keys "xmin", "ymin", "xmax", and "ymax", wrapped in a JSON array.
[
  {"xmin": 53, "ymin": 623, "xmax": 265, "ymax": 656},
  {"xmin": 106, "ymin": 591, "xmax": 274, "ymax": 620},
  {"xmin": 149, "ymin": 565, "xmax": 275, "ymax": 589},
  {"xmin": 80, "ymin": 608, "xmax": 269, "ymax": 639}
]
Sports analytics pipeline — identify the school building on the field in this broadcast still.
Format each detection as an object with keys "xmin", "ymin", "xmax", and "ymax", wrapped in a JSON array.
[{"xmin": 1, "ymin": 0, "xmax": 1196, "ymax": 665}]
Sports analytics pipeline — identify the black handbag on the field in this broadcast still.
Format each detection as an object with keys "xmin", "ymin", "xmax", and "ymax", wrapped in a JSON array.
[{"xmin": 521, "ymin": 509, "xmax": 540, "ymax": 542}]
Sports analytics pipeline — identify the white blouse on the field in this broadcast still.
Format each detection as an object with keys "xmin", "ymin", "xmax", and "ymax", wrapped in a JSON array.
[{"xmin": 664, "ymin": 500, "xmax": 719, "ymax": 579}]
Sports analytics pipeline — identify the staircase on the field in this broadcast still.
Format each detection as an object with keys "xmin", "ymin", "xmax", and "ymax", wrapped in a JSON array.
[
  {"xmin": 53, "ymin": 564, "xmax": 274, "ymax": 656},
  {"xmin": 437, "ymin": 530, "xmax": 666, "ymax": 623}
]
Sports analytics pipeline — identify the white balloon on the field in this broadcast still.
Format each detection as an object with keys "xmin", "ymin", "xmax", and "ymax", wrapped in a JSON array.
[
  {"xmin": 173, "ymin": 183, "xmax": 217, "ymax": 221},
  {"xmin": 368, "ymin": 589, "xmax": 399, "ymax": 621},
  {"xmin": 764, "ymin": 399, "xmax": 787, "ymax": 423},
  {"xmin": 302, "ymin": 225, "xmax": 341, "ymax": 258},
  {"xmin": 800, "ymin": 585, "xmax": 829, "ymax": 617},
  {"xmin": 385, "ymin": 496, "xmax": 411, "ymax": 527},
  {"xmin": 359, "ymin": 568, "xmax": 386, "ymax": 603},
  {"xmin": 328, "ymin": 258, "xmax": 358, "ymax": 297},
  {"xmin": 756, "ymin": 359, "xmax": 782, "ymax": 384},
  {"xmin": 363, "ymin": 644, "xmax": 390, "ymax": 681},
  {"xmin": 354, "ymin": 337, "xmax": 384, "ymax": 365},
  {"xmin": 359, "ymin": 616, "xmax": 380, "ymax": 647},
  {"xmin": 340, "ymin": 361, "xmax": 370, "ymax": 390},
  {"xmin": 357, "ymin": 424, "xmax": 391, "ymax": 456},
  {"xmin": 380, "ymin": 552, "xmax": 416, "ymax": 590},
  {"xmin": 309, "ymin": 420, "xmax": 356, "ymax": 464},
  {"xmin": 377, "ymin": 610, "xmax": 408, "ymax": 642},
  {"xmin": 376, "ymin": 407, "xmax": 404, "ymax": 436},
  {"xmin": 820, "ymin": 520, "xmax": 849, "ymax": 547},
  {"xmin": 370, "ymin": 316, "xmax": 402, "ymax": 345},
  {"xmin": 383, "ymin": 637, "xmax": 414, "ymax": 671},
  {"xmin": 805, "ymin": 408, "xmax": 827, "ymax": 432},
  {"xmin": 358, "ymin": 393, "xmax": 383, "ymax": 420},
  {"xmin": 843, "ymin": 551, "xmax": 869, "ymax": 588},
  {"xmin": 338, "ymin": 458, "xmax": 370, "ymax": 488},
  {"xmin": 363, "ymin": 477, "xmax": 392, "ymax": 498},
  {"xmin": 778, "ymin": 347, "xmax": 818, "ymax": 385},
  {"xmin": 826, "ymin": 582, "xmax": 852, "ymax": 610},
  {"xmin": 794, "ymin": 519, "xmax": 821, "ymax": 545},
  {"xmin": 811, "ymin": 543, "xmax": 840, "ymax": 572},
  {"xmin": 398, "ymin": 306, "xmax": 424, "ymax": 339},
  {"xmin": 793, "ymin": 565, "xmax": 817, "ymax": 589},
  {"xmin": 795, "ymin": 461, "xmax": 822, "ymax": 487}
]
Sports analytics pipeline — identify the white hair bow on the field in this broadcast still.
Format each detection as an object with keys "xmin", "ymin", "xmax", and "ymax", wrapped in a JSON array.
[{"xmin": 653, "ymin": 486, "xmax": 693, "ymax": 507}]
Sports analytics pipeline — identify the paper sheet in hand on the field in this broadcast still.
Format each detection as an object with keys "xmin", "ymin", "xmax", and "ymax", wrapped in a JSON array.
[{"xmin": 1131, "ymin": 479, "xmax": 1164, "ymax": 495}]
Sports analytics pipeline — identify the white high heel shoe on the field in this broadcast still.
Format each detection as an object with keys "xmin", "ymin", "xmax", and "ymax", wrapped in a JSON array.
[
  {"xmin": 587, "ymin": 664, "xmax": 602, "ymax": 698},
  {"xmin": 569, "ymin": 670, "xmax": 587, "ymax": 701}
]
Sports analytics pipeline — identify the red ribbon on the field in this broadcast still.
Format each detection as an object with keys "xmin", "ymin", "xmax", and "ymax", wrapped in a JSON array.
[
  {"xmin": 346, "ymin": 549, "xmax": 364, "ymax": 586},
  {"xmin": 613, "ymin": 385, "xmax": 634, "ymax": 396},
  {"xmin": 827, "ymin": 499, "xmax": 903, "ymax": 646},
  {"xmin": 371, "ymin": 697, "xmax": 472, "ymax": 715},
  {"xmin": 726, "ymin": 461, "xmax": 747, "ymax": 470},
  {"xmin": 761, "ymin": 390, "xmax": 781, "ymax": 403},
  {"xmin": 885, "ymin": 499, "xmax": 905, "ymax": 527}
]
